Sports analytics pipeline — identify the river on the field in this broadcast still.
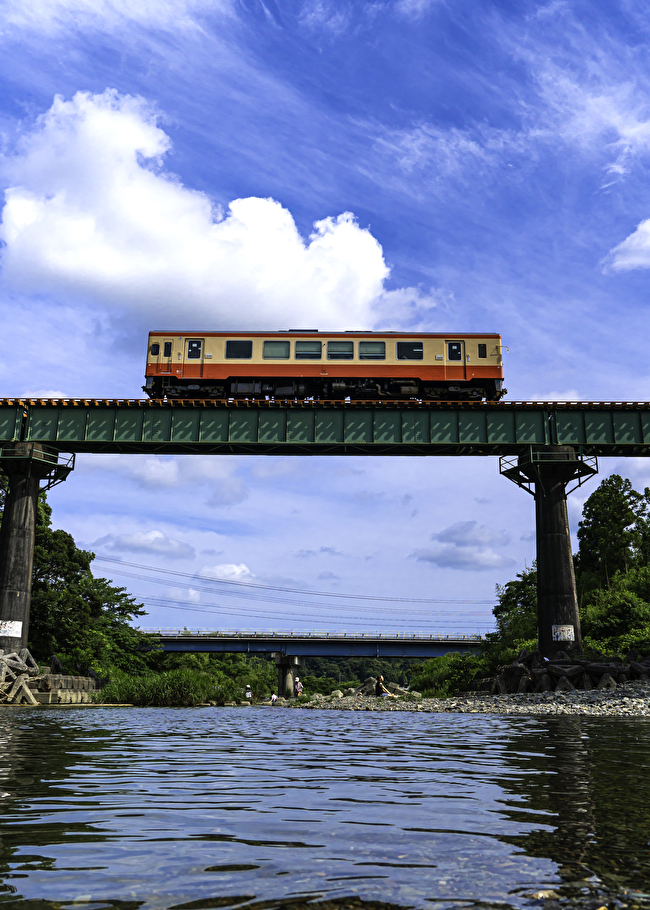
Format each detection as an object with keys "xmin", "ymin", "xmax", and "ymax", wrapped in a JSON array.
[{"xmin": 1, "ymin": 707, "xmax": 650, "ymax": 910}]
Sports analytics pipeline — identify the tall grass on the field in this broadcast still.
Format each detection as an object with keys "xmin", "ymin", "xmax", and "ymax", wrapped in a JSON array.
[{"xmin": 94, "ymin": 669, "xmax": 235, "ymax": 706}]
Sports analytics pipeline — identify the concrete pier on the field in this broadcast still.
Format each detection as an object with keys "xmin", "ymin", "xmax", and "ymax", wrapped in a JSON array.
[
  {"xmin": 272, "ymin": 653, "xmax": 305, "ymax": 698},
  {"xmin": 0, "ymin": 457, "xmax": 43, "ymax": 652},
  {"xmin": 501, "ymin": 447, "xmax": 597, "ymax": 658},
  {"xmin": 0, "ymin": 444, "xmax": 73, "ymax": 652}
]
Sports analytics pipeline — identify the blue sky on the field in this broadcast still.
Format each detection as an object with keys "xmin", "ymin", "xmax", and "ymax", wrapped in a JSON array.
[{"xmin": 2, "ymin": 0, "xmax": 650, "ymax": 633}]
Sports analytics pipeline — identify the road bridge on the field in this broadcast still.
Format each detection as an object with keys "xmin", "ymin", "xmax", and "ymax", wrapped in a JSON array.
[
  {"xmin": 149, "ymin": 629, "xmax": 484, "ymax": 695},
  {"xmin": 2, "ymin": 397, "xmax": 650, "ymax": 662}
]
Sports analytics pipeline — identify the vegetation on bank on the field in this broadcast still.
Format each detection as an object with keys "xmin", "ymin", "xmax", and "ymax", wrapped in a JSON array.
[
  {"xmin": 411, "ymin": 474, "xmax": 650, "ymax": 697},
  {"xmin": 4, "ymin": 472, "xmax": 650, "ymax": 704}
]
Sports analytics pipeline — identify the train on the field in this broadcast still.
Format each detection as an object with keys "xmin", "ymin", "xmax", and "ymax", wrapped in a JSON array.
[{"xmin": 143, "ymin": 330, "xmax": 506, "ymax": 401}]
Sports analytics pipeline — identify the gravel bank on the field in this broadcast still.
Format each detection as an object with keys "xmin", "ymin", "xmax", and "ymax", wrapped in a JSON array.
[{"xmin": 289, "ymin": 680, "xmax": 650, "ymax": 716}]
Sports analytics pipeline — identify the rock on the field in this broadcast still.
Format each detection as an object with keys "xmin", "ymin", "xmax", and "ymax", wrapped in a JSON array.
[
  {"xmin": 534, "ymin": 673, "xmax": 553, "ymax": 693},
  {"xmin": 330, "ymin": 689, "xmax": 343, "ymax": 698},
  {"xmin": 597, "ymin": 672, "xmax": 617, "ymax": 691},
  {"xmin": 496, "ymin": 673, "xmax": 509, "ymax": 695},
  {"xmin": 385, "ymin": 682, "xmax": 410, "ymax": 696},
  {"xmin": 343, "ymin": 688, "xmax": 356, "ymax": 697},
  {"xmin": 410, "ymin": 692, "xmax": 422, "ymax": 699},
  {"xmin": 578, "ymin": 671, "xmax": 592, "ymax": 691},
  {"xmin": 528, "ymin": 649, "xmax": 545, "ymax": 669},
  {"xmin": 516, "ymin": 649, "xmax": 530, "ymax": 664},
  {"xmin": 310, "ymin": 692, "xmax": 325, "ymax": 701},
  {"xmin": 517, "ymin": 675, "xmax": 533, "ymax": 694},
  {"xmin": 554, "ymin": 676, "xmax": 575, "ymax": 693},
  {"xmin": 353, "ymin": 677, "xmax": 377, "ymax": 696}
]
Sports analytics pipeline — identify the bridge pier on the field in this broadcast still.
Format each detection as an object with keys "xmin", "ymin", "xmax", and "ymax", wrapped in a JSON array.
[
  {"xmin": 272, "ymin": 653, "xmax": 305, "ymax": 697},
  {"xmin": 0, "ymin": 445, "xmax": 74, "ymax": 652},
  {"xmin": 500, "ymin": 447, "xmax": 597, "ymax": 658}
]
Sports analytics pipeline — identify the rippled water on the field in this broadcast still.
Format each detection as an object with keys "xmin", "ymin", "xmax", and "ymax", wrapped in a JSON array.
[{"xmin": 2, "ymin": 708, "xmax": 650, "ymax": 910}]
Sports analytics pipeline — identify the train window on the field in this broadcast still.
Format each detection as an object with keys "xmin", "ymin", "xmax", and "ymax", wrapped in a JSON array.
[
  {"xmin": 295, "ymin": 341, "xmax": 322, "ymax": 359},
  {"xmin": 163, "ymin": 342, "xmax": 172, "ymax": 357},
  {"xmin": 478, "ymin": 343, "xmax": 487, "ymax": 358},
  {"xmin": 448, "ymin": 342, "xmax": 462, "ymax": 361},
  {"xmin": 396, "ymin": 341, "xmax": 423, "ymax": 360},
  {"xmin": 327, "ymin": 341, "xmax": 354, "ymax": 360},
  {"xmin": 150, "ymin": 343, "xmax": 160, "ymax": 356},
  {"xmin": 359, "ymin": 341, "xmax": 386, "ymax": 360},
  {"xmin": 263, "ymin": 340, "xmax": 290, "ymax": 359},
  {"xmin": 187, "ymin": 339, "xmax": 203, "ymax": 359},
  {"xmin": 225, "ymin": 340, "xmax": 253, "ymax": 359}
]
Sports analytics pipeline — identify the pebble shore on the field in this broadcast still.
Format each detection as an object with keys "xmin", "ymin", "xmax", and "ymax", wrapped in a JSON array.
[{"xmin": 289, "ymin": 680, "xmax": 650, "ymax": 716}]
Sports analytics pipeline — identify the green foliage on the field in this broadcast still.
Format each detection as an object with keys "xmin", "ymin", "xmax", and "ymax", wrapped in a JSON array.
[
  {"xmin": 581, "ymin": 566, "xmax": 650, "ymax": 654},
  {"xmin": 95, "ymin": 668, "xmax": 220, "ymax": 707},
  {"xmin": 411, "ymin": 652, "xmax": 492, "ymax": 698},
  {"xmin": 27, "ymin": 496, "xmax": 149, "ymax": 673},
  {"xmin": 575, "ymin": 474, "xmax": 650, "ymax": 592},
  {"xmin": 492, "ymin": 566, "xmax": 537, "ymax": 648}
]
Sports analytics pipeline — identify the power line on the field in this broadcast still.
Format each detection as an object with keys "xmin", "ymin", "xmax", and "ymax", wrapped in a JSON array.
[{"xmin": 93, "ymin": 555, "xmax": 496, "ymax": 607}]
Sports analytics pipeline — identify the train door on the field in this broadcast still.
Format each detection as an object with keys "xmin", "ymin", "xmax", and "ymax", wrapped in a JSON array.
[
  {"xmin": 183, "ymin": 338, "xmax": 205, "ymax": 378},
  {"xmin": 157, "ymin": 339, "xmax": 174, "ymax": 374},
  {"xmin": 446, "ymin": 340, "xmax": 466, "ymax": 379}
]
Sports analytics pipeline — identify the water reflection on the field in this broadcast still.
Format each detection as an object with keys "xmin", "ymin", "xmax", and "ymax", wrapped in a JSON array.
[
  {"xmin": 497, "ymin": 717, "xmax": 650, "ymax": 902},
  {"xmin": 1, "ymin": 708, "xmax": 650, "ymax": 910}
]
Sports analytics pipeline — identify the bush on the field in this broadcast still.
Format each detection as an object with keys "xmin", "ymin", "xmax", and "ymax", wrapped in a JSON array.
[
  {"xmin": 94, "ymin": 669, "xmax": 218, "ymax": 707},
  {"xmin": 411, "ymin": 652, "xmax": 492, "ymax": 698}
]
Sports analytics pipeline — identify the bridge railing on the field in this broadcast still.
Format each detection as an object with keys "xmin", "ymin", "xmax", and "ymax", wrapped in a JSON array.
[{"xmin": 138, "ymin": 628, "xmax": 488, "ymax": 641}]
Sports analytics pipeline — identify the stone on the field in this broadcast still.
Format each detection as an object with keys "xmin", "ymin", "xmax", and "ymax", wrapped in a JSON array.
[
  {"xmin": 343, "ymin": 688, "xmax": 356, "ymax": 697},
  {"xmin": 496, "ymin": 674, "xmax": 509, "ymax": 695},
  {"xmin": 516, "ymin": 675, "xmax": 533, "ymax": 694},
  {"xmin": 330, "ymin": 690, "xmax": 343, "ymax": 698},
  {"xmin": 534, "ymin": 673, "xmax": 553, "ymax": 693},
  {"xmin": 597, "ymin": 673, "xmax": 617, "ymax": 691},
  {"xmin": 555, "ymin": 676, "xmax": 575, "ymax": 693}
]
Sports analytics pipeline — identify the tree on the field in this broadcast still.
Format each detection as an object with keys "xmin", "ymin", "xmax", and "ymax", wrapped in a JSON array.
[
  {"xmin": 575, "ymin": 474, "xmax": 647, "ymax": 591},
  {"xmin": 0, "ymin": 474, "xmax": 149, "ymax": 672},
  {"xmin": 491, "ymin": 565, "xmax": 538, "ymax": 648}
]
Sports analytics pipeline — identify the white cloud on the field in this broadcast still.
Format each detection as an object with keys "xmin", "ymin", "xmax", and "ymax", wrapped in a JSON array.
[
  {"xmin": 411, "ymin": 520, "xmax": 515, "ymax": 572},
  {"xmin": 299, "ymin": 1, "xmax": 351, "ymax": 36},
  {"xmin": 20, "ymin": 388, "xmax": 68, "ymax": 398},
  {"xmin": 80, "ymin": 455, "xmax": 248, "ymax": 506},
  {"xmin": 432, "ymin": 520, "xmax": 511, "ymax": 549},
  {"xmin": 200, "ymin": 563, "xmax": 253, "ymax": 580},
  {"xmin": 0, "ymin": 90, "xmax": 434, "ymax": 331},
  {"xmin": 605, "ymin": 219, "xmax": 650, "ymax": 271},
  {"xmin": 0, "ymin": 0, "xmax": 229, "ymax": 35},
  {"xmin": 93, "ymin": 529, "xmax": 196, "ymax": 559}
]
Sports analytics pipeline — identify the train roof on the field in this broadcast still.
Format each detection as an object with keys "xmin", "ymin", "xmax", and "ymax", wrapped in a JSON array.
[{"xmin": 147, "ymin": 330, "xmax": 503, "ymax": 337}]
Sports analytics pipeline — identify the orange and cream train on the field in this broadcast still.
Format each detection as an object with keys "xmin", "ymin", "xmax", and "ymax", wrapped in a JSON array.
[{"xmin": 143, "ymin": 331, "xmax": 506, "ymax": 401}]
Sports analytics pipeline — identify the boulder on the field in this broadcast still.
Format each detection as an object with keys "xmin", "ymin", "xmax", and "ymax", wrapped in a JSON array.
[
  {"xmin": 343, "ymin": 688, "xmax": 356, "ymax": 697},
  {"xmin": 330, "ymin": 690, "xmax": 344, "ymax": 698},
  {"xmin": 385, "ymin": 682, "xmax": 409, "ymax": 696},
  {"xmin": 533, "ymin": 673, "xmax": 553, "ymax": 693},
  {"xmin": 597, "ymin": 673, "xmax": 617, "ymax": 691},
  {"xmin": 554, "ymin": 676, "xmax": 575, "ymax": 693}
]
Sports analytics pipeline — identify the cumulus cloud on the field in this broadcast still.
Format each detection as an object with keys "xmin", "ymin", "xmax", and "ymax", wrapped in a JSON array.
[
  {"xmin": 200, "ymin": 563, "xmax": 253, "ymax": 581},
  {"xmin": 411, "ymin": 520, "xmax": 515, "ymax": 572},
  {"xmin": 93, "ymin": 529, "xmax": 195, "ymax": 559},
  {"xmin": 0, "ymin": 90, "xmax": 434, "ymax": 330}
]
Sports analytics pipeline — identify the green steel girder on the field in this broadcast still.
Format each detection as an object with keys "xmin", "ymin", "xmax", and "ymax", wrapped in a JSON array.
[{"xmin": 1, "ymin": 399, "xmax": 650, "ymax": 455}]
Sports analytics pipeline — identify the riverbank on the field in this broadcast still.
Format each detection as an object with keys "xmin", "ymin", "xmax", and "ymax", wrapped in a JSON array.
[{"xmin": 288, "ymin": 679, "xmax": 650, "ymax": 716}]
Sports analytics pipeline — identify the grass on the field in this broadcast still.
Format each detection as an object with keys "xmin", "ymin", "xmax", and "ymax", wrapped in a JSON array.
[{"xmin": 93, "ymin": 668, "xmax": 237, "ymax": 707}]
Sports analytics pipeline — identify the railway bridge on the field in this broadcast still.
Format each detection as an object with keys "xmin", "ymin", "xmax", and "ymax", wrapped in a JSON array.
[{"xmin": 2, "ymin": 397, "xmax": 650, "ymax": 663}]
